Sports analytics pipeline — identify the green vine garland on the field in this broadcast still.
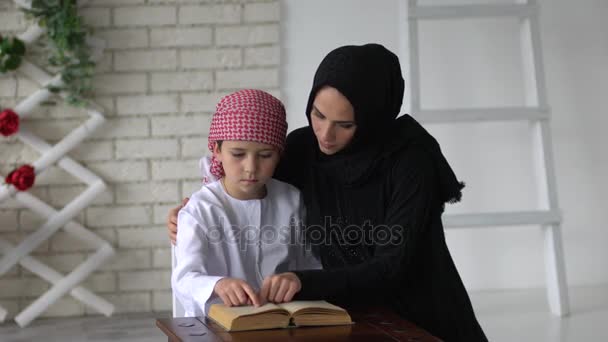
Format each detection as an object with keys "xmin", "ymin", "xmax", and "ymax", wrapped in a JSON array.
[
  {"xmin": 0, "ymin": 36, "xmax": 26, "ymax": 72},
  {"xmin": 1, "ymin": 0, "xmax": 96, "ymax": 107}
]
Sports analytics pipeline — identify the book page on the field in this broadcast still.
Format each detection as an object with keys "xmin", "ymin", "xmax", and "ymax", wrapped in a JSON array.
[
  {"xmin": 211, "ymin": 302, "xmax": 283, "ymax": 318},
  {"xmin": 277, "ymin": 300, "xmax": 346, "ymax": 315}
]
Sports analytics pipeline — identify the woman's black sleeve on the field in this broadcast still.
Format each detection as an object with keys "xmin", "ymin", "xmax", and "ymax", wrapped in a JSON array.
[{"xmin": 293, "ymin": 148, "xmax": 438, "ymax": 303}]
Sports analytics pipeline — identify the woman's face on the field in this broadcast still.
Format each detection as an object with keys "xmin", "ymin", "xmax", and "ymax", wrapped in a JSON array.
[{"xmin": 310, "ymin": 86, "xmax": 357, "ymax": 155}]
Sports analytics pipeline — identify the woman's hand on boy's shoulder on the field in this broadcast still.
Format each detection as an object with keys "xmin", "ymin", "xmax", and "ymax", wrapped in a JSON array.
[
  {"xmin": 260, "ymin": 272, "xmax": 301, "ymax": 304},
  {"xmin": 167, "ymin": 197, "xmax": 189, "ymax": 245},
  {"xmin": 214, "ymin": 277, "xmax": 261, "ymax": 307}
]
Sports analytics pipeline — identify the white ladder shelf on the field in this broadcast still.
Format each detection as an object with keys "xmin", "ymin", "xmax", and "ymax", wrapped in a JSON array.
[{"xmin": 407, "ymin": 0, "xmax": 569, "ymax": 316}]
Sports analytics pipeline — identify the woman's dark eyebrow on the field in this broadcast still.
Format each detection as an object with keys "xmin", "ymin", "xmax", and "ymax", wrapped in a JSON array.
[
  {"xmin": 312, "ymin": 105, "xmax": 325, "ymax": 118},
  {"xmin": 312, "ymin": 105, "xmax": 355, "ymax": 125}
]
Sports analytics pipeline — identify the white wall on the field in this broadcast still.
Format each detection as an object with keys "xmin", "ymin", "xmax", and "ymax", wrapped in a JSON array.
[
  {"xmin": 280, "ymin": 0, "xmax": 402, "ymax": 130},
  {"xmin": 281, "ymin": 0, "xmax": 608, "ymax": 290}
]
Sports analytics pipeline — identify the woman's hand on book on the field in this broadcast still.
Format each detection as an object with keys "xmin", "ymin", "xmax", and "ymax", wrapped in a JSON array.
[
  {"xmin": 260, "ymin": 272, "xmax": 301, "ymax": 304},
  {"xmin": 214, "ymin": 278, "xmax": 261, "ymax": 307}
]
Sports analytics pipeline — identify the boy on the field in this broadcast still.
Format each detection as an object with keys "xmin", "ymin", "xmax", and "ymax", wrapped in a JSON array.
[{"xmin": 172, "ymin": 89, "xmax": 320, "ymax": 317}]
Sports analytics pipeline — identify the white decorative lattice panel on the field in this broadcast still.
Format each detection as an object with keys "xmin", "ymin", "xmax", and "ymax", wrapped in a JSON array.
[{"xmin": 0, "ymin": 0, "xmax": 115, "ymax": 326}]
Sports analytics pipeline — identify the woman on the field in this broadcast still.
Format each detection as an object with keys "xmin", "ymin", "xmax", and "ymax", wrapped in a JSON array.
[{"xmin": 168, "ymin": 44, "xmax": 487, "ymax": 341}]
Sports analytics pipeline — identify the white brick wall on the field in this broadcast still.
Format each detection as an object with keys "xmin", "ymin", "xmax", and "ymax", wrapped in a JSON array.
[
  {"xmin": 216, "ymin": 68, "xmax": 279, "ymax": 89},
  {"xmin": 114, "ymin": 7, "xmax": 177, "ymax": 27},
  {"xmin": 181, "ymin": 137, "xmax": 207, "ymax": 157},
  {"xmin": 180, "ymin": 48, "xmax": 242, "ymax": 69},
  {"xmin": 80, "ymin": 8, "xmax": 112, "ymax": 27},
  {"xmin": 0, "ymin": 0, "xmax": 281, "ymax": 318},
  {"xmin": 181, "ymin": 92, "xmax": 224, "ymax": 113},
  {"xmin": 115, "ymin": 50, "xmax": 178, "ymax": 71},
  {"xmin": 0, "ymin": 211, "xmax": 18, "ymax": 232},
  {"xmin": 91, "ymin": 117, "xmax": 150, "ymax": 139},
  {"xmin": 93, "ymin": 293, "xmax": 151, "ymax": 314},
  {"xmin": 69, "ymin": 141, "xmax": 114, "ymax": 161},
  {"xmin": 152, "ymin": 290, "xmax": 172, "ymax": 311},
  {"xmin": 0, "ymin": 11, "xmax": 24, "ymax": 30},
  {"xmin": 99, "ymin": 249, "xmax": 151, "ymax": 271},
  {"xmin": 93, "ymin": 73, "xmax": 147, "ymax": 94},
  {"xmin": 150, "ymin": 27, "xmax": 213, "ymax": 48},
  {"xmin": 98, "ymin": 29, "xmax": 149, "ymax": 49},
  {"xmin": 151, "ymin": 159, "xmax": 201, "ymax": 180},
  {"xmin": 178, "ymin": 5, "xmax": 241, "ymax": 25},
  {"xmin": 118, "ymin": 270, "xmax": 171, "ymax": 291},
  {"xmin": 87, "ymin": 161, "xmax": 149, "ymax": 182},
  {"xmin": 82, "ymin": 272, "xmax": 117, "ymax": 293},
  {"xmin": 0, "ymin": 76, "xmax": 16, "ymax": 96},
  {"xmin": 215, "ymin": 24, "xmax": 280, "ymax": 46},
  {"xmin": 0, "ymin": 278, "xmax": 48, "ymax": 298},
  {"xmin": 151, "ymin": 115, "xmax": 212, "ymax": 136},
  {"xmin": 245, "ymin": 46, "xmax": 280, "ymax": 66},
  {"xmin": 40, "ymin": 253, "xmax": 87, "ymax": 273},
  {"xmin": 150, "ymin": 71, "xmax": 213, "ymax": 92},
  {"xmin": 49, "ymin": 185, "xmax": 114, "ymax": 207},
  {"xmin": 116, "ymin": 95, "xmax": 179, "ymax": 115},
  {"xmin": 244, "ymin": 2, "xmax": 280, "ymax": 23},
  {"xmin": 87, "ymin": 206, "xmax": 152, "ymax": 227},
  {"xmin": 50, "ymin": 229, "xmax": 115, "ymax": 252},
  {"xmin": 152, "ymin": 248, "xmax": 171, "ymax": 268},
  {"xmin": 115, "ymin": 182, "xmax": 179, "ymax": 203},
  {"xmin": 153, "ymin": 204, "xmax": 178, "ymax": 225},
  {"xmin": 117, "ymin": 226, "xmax": 169, "ymax": 249},
  {"xmin": 40, "ymin": 297, "xmax": 85, "ymax": 318}
]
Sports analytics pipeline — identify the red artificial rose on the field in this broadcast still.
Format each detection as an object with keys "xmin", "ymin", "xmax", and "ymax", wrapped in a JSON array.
[
  {"xmin": 0, "ymin": 109, "xmax": 20, "ymax": 136},
  {"xmin": 5, "ymin": 165, "xmax": 36, "ymax": 191}
]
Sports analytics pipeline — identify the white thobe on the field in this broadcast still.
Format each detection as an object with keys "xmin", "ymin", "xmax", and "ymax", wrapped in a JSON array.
[{"xmin": 172, "ymin": 178, "xmax": 321, "ymax": 317}]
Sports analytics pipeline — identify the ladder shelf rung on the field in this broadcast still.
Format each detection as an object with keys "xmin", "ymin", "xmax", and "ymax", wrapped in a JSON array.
[
  {"xmin": 409, "ymin": 3, "xmax": 537, "ymax": 20},
  {"xmin": 413, "ymin": 106, "xmax": 550, "ymax": 123},
  {"xmin": 443, "ymin": 210, "xmax": 561, "ymax": 228}
]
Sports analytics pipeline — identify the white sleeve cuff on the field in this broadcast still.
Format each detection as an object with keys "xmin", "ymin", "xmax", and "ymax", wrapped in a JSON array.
[{"xmin": 189, "ymin": 275, "xmax": 224, "ymax": 316}]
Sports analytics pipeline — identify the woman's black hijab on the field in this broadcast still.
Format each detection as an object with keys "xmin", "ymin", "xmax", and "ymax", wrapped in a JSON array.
[{"xmin": 305, "ymin": 43, "xmax": 464, "ymax": 205}]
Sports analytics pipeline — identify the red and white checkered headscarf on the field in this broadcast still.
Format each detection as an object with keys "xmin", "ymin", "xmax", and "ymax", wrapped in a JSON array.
[{"xmin": 207, "ymin": 89, "xmax": 287, "ymax": 179}]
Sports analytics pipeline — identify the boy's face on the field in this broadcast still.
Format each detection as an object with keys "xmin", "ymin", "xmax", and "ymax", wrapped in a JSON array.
[{"xmin": 214, "ymin": 140, "xmax": 280, "ymax": 200}]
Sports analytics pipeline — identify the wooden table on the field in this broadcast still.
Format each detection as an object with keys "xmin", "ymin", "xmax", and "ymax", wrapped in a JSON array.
[{"xmin": 156, "ymin": 309, "xmax": 442, "ymax": 341}]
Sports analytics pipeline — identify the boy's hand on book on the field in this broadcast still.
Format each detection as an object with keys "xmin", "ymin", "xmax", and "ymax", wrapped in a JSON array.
[
  {"xmin": 214, "ymin": 278, "xmax": 261, "ymax": 307},
  {"xmin": 260, "ymin": 272, "xmax": 301, "ymax": 304}
]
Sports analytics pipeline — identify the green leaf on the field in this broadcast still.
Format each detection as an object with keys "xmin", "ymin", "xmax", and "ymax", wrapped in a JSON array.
[
  {"xmin": 48, "ymin": 56, "xmax": 60, "ymax": 66},
  {"xmin": 0, "ymin": 39, "xmax": 11, "ymax": 54},
  {"xmin": 11, "ymin": 38, "xmax": 26, "ymax": 56},
  {"xmin": 4, "ymin": 55, "xmax": 21, "ymax": 71},
  {"xmin": 18, "ymin": 0, "xmax": 97, "ymax": 107}
]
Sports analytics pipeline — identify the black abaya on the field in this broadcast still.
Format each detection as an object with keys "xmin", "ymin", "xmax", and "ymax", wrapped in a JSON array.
[{"xmin": 274, "ymin": 43, "xmax": 487, "ymax": 341}]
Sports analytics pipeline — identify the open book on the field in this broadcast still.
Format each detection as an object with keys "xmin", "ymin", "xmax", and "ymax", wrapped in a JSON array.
[{"xmin": 208, "ymin": 300, "xmax": 352, "ymax": 332}]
